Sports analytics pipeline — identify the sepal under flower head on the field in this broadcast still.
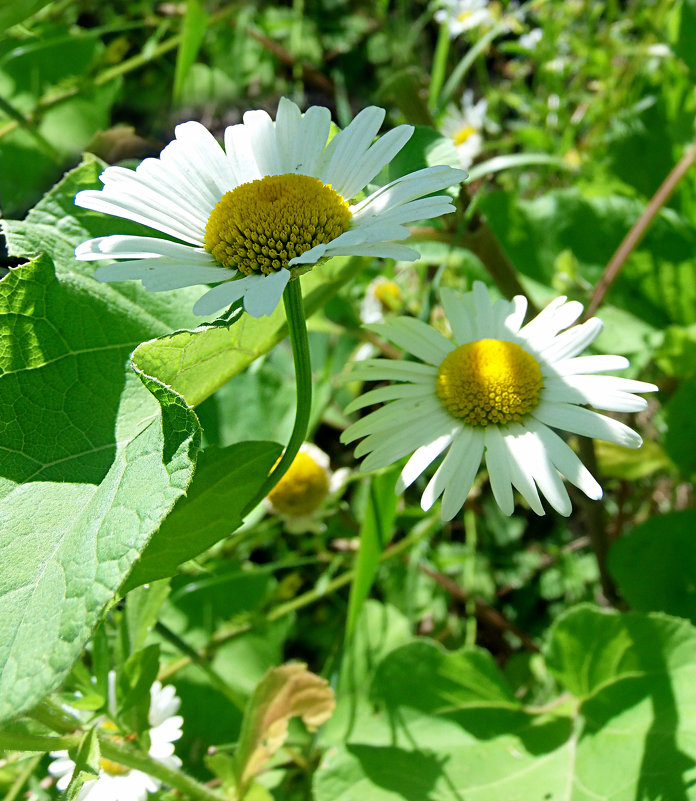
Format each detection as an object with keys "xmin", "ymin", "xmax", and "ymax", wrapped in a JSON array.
[{"xmin": 341, "ymin": 282, "xmax": 657, "ymax": 520}]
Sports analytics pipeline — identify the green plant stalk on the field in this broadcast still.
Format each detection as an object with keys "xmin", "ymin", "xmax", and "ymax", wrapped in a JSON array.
[
  {"xmin": 98, "ymin": 736, "xmax": 228, "ymax": 801},
  {"xmin": 428, "ymin": 23, "xmax": 451, "ymax": 112},
  {"xmin": 436, "ymin": 0, "xmax": 536, "ymax": 114},
  {"xmin": 437, "ymin": 25, "xmax": 504, "ymax": 115},
  {"xmin": 0, "ymin": 732, "xmax": 78, "ymax": 751},
  {"xmin": 464, "ymin": 508, "xmax": 478, "ymax": 647},
  {"xmin": 3, "ymin": 753, "xmax": 42, "ymax": 801},
  {"xmin": 242, "ymin": 278, "xmax": 312, "ymax": 513},
  {"xmin": 0, "ymin": 731, "xmax": 228, "ymax": 801},
  {"xmin": 154, "ymin": 621, "xmax": 247, "ymax": 711}
]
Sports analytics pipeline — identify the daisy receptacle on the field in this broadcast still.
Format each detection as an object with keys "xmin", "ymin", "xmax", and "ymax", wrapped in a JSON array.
[
  {"xmin": 74, "ymin": 98, "xmax": 466, "ymax": 319},
  {"xmin": 341, "ymin": 282, "xmax": 658, "ymax": 521}
]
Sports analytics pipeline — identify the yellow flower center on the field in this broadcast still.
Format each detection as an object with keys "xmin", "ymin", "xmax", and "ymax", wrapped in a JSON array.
[
  {"xmin": 373, "ymin": 280, "xmax": 402, "ymax": 310},
  {"xmin": 453, "ymin": 125, "xmax": 477, "ymax": 146},
  {"xmin": 99, "ymin": 757, "xmax": 131, "ymax": 776},
  {"xmin": 205, "ymin": 173, "xmax": 352, "ymax": 276},
  {"xmin": 457, "ymin": 10, "xmax": 474, "ymax": 22},
  {"xmin": 435, "ymin": 339, "xmax": 544, "ymax": 426},
  {"xmin": 267, "ymin": 452, "xmax": 330, "ymax": 517}
]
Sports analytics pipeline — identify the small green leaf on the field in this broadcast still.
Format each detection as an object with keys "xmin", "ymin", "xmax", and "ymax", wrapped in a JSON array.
[
  {"xmin": 371, "ymin": 641, "xmax": 520, "ymax": 714},
  {"xmin": 609, "ymin": 510, "xmax": 696, "ymax": 622},
  {"xmin": 0, "ymin": 0, "xmax": 52, "ymax": 32},
  {"xmin": 65, "ymin": 729, "xmax": 100, "ymax": 801},
  {"xmin": 345, "ymin": 469, "xmax": 399, "ymax": 640},
  {"xmin": 118, "ymin": 645, "xmax": 160, "ymax": 733},
  {"xmin": 122, "ymin": 441, "xmax": 282, "ymax": 593},
  {"xmin": 173, "ymin": 0, "xmax": 209, "ymax": 102}
]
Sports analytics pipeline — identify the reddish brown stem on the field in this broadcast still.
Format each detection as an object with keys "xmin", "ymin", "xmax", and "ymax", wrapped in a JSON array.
[{"xmin": 584, "ymin": 141, "xmax": 696, "ymax": 320}]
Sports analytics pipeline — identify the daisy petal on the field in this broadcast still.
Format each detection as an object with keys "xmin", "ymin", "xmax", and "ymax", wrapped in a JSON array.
[
  {"xmin": 440, "ymin": 429, "xmax": 485, "ymax": 520},
  {"xmin": 533, "ymin": 400, "xmax": 643, "ymax": 448},
  {"xmin": 528, "ymin": 420, "xmax": 602, "ymax": 501},
  {"xmin": 397, "ymin": 432, "xmax": 456, "ymax": 491},
  {"xmin": 243, "ymin": 269, "xmax": 290, "ymax": 317},
  {"xmin": 483, "ymin": 426, "xmax": 515, "ymax": 515},
  {"xmin": 321, "ymin": 106, "xmax": 386, "ymax": 196},
  {"xmin": 368, "ymin": 318, "xmax": 454, "ymax": 365},
  {"xmin": 76, "ymin": 235, "xmax": 213, "ymax": 262}
]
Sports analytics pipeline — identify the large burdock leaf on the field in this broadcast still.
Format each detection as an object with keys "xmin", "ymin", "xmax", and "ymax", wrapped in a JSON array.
[
  {"xmin": 0, "ymin": 255, "xmax": 199, "ymax": 723},
  {"xmin": 315, "ymin": 607, "xmax": 696, "ymax": 800}
]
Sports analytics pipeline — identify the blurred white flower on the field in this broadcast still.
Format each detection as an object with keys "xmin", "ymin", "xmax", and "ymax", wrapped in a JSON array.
[
  {"xmin": 75, "ymin": 98, "xmax": 465, "ymax": 319},
  {"xmin": 49, "ymin": 680, "xmax": 183, "ymax": 801},
  {"xmin": 342, "ymin": 282, "xmax": 657, "ymax": 520},
  {"xmin": 435, "ymin": 0, "xmax": 494, "ymax": 37},
  {"xmin": 519, "ymin": 27, "xmax": 542, "ymax": 50},
  {"xmin": 265, "ymin": 443, "xmax": 349, "ymax": 533},
  {"xmin": 439, "ymin": 91, "xmax": 488, "ymax": 170},
  {"xmin": 360, "ymin": 276, "xmax": 404, "ymax": 324}
]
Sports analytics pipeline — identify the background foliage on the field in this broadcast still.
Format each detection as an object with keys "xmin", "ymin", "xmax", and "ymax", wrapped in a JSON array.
[{"xmin": 1, "ymin": 0, "xmax": 694, "ymax": 799}]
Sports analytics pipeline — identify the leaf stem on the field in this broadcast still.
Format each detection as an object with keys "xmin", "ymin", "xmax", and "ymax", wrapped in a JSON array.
[{"xmin": 242, "ymin": 278, "xmax": 312, "ymax": 513}]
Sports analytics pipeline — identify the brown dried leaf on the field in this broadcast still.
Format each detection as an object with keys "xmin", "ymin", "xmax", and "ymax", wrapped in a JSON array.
[{"xmin": 235, "ymin": 663, "xmax": 335, "ymax": 794}]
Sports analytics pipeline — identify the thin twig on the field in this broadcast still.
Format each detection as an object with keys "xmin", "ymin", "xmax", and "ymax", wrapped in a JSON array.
[
  {"xmin": 584, "ymin": 141, "xmax": 696, "ymax": 319},
  {"xmin": 414, "ymin": 562, "xmax": 540, "ymax": 653}
]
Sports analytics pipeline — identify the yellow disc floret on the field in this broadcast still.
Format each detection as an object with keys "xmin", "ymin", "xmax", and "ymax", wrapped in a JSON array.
[
  {"xmin": 453, "ymin": 125, "xmax": 477, "ymax": 146},
  {"xmin": 373, "ymin": 280, "xmax": 402, "ymax": 310},
  {"xmin": 267, "ymin": 451, "xmax": 330, "ymax": 517},
  {"xmin": 435, "ymin": 339, "xmax": 544, "ymax": 426},
  {"xmin": 99, "ymin": 757, "xmax": 130, "ymax": 776},
  {"xmin": 205, "ymin": 173, "xmax": 352, "ymax": 276}
]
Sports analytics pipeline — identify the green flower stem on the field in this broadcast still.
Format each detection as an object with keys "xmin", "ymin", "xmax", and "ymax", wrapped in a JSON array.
[
  {"xmin": 4, "ymin": 753, "xmax": 42, "ymax": 801},
  {"xmin": 97, "ymin": 736, "xmax": 228, "ymax": 801},
  {"xmin": 0, "ymin": 730, "xmax": 228, "ymax": 801},
  {"xmin": 0, "ymin": 731, "xmax": 79, "ymax": 751},
  {"xmin": 463, "ymin": 508, "xmax": 478, "ymax": 647},
  {"xmin": 436, "ymin": 0, "xmax": 537, "ymax": 115},
  {"xmin": 155, "ymin": 621, "xmax": 247, "ymax": 712},
  {"xmin": 242, "ymin": 278, "xmax": 312, "ymax": 514}
]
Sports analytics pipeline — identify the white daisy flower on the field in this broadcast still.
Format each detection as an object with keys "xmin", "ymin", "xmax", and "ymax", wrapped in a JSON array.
[
  {"xmin": 74, "ymin": 98, "xmax": 465, "ymax": 318},
  {"xmin": 48, "ymin": 680, "xmax": 183, "ymax": 801},
  {"xmin": 435, "ymin": 0, "xmax": 494, "ymax": 38},
  {"xmin": 519, "ymin": 27, "xmax": 543, "ymax": 51},
  {"xmin": 265, "ymin": 442, "xmax": 349, "ymax": 533},
  {"xmin": 341, "ymin": 282, "xmax": 657, "ymax": 520},
  {"xmin": 439, "ymin": 90, "xmax": 488, "ymax": 170},
  {"xmin": 360, "ymin": 276, "xmax": 404, "ymax": 324}
]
